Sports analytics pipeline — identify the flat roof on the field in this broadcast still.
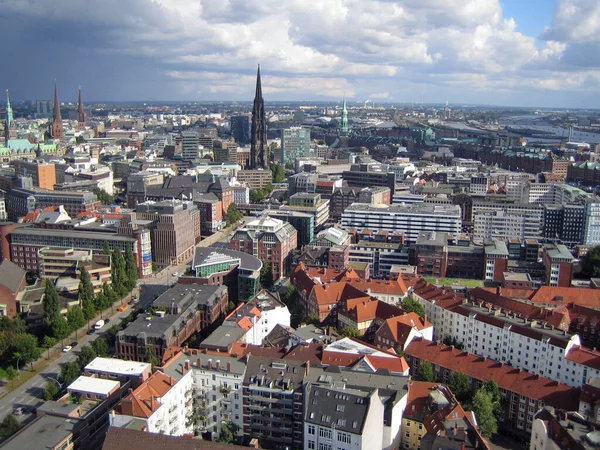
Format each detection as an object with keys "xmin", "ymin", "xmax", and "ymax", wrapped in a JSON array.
[
  {"xmin": 192, "ymin": 246, "xmax": 262, "ymax": 272},
  {"xmin": 1, "ymin": 414, "xmax": 82, "ymax": 450},
  {"xmin": 68, "ymin": 375, "xmax": 120, "ymax": 396},
  {"xmin": 85, "ymin": 357, "xmax": 150, "ymax": 377},
  {"xmin": 11, "ymin": 227, "xmax": 137, "ymax": 242}
]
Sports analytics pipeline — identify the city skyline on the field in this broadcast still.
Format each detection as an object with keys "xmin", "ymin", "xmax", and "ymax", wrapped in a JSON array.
[{"xmin": 1, "ymin": 0, "xmax": 599, "ymax": 108}]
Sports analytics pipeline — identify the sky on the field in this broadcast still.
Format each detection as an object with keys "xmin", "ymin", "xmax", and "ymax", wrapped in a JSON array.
[{"xmin": 1, "ymin": 0, "xmax": 600, "ymax": 108}]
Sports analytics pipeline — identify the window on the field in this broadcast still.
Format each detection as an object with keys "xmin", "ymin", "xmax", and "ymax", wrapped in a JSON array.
[
  {"xmin": 308, "ymin": 441, "xmax": 315, "ymax": 450},
  {"xmin": 318, "ymin": 444, "xmax": 332, "ymax": 450},
  {"xmin": 319, "ymin": 428, "xmax": 332, "ymax": 439},
  {"xmin": 308, "ymin": 425, "xmax": 315, "ymax": 435},
  {"xmin": 338, "ymin": 432, "xmax": 351, "ymax": 444}
]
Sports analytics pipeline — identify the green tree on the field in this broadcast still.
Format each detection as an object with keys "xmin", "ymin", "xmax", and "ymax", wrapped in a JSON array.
[
  {"xmin": 79, "ymin": 267, "xmax": 96, "ymax": 320},
  {"xmin": 225, "ymin": 204, "xmax": 244, "ymax": 226},
  {"xmin": 218, "ymin": 421, "xmax": 236, "ymax": 444},
  {"xmin": 59, "ymin": 361, "xmax": 81, "ymax": 386},
  {"xmin": 260, "ymin": 262, "xmax": 273, "ymax": 289},
  {"xmin": 77, "ymin": 346, "xmax": 97, "ymax": 368},
  {"xmin": 103, "ymin": 283, "xmax": 117, "ymax": 304},
  {"xmin": 306, "ymin": 313, "xmax": 320, "ymax": 325},
  {"xmin": 43, "ymin": 336, "xmax": 57, "ymax": 360},
  {"xmin": 43, "ymin": 381, "xmax": 59, "ymax": 401},
  {"xmin": 92, "ymin": 187, "xmax": 114, "ymax": 205},
  {"xmin": 0, "ymin": 332, "xmax": 11, "ymax": 361},
  {"xmin": 270, "ymin": 163, "xmax": 285, "ymax": 183},
  {"xmin": 471, "ymin": 389, "xmax": 498, "ymax": 438},
  {"xmin": 52, "ymin": 316, "xmax": 70, "ymax": 343},
  {"xmin": 102, "ymin": 241, "xmax": 111, "ymax": 255},
  {"xmin": 249, "ymin": 189, "xmax": 264, "ymax": 203},
  {"xmin": 91, "ymin": 337, "xmax": 110, "ymax": 357},
  {"xmin": 416, "ymin": 361, "xmax": 435, "ymax": 382},
  {"xmin": 582, "ymin": 245, "xmax": 600, "ymax": 278},
  {"xmin": 447, "ymin": 372, "xmax": 472, "ymax": 403},
  {"xmin": 144, "ymin": 347, "xmax": 160, "ymax": 368},
  {"xmin": 0, "ymin": 316, "xmax": 26, "ymax": 334},
  {"xmin": 67, "ymin": 306, "xmax": 86, "ymax": 332},
  {"xmin": 400, "ymin": 297, "xmax": 425, "ymax": 318},
  {"xmin": 43, "ymin": 281, "xmax": 61, "ymax": 325},
  {"xmin": 340, "ymin": 326, "xmax": 361, "ymax": 338},
  {"xmin": 94, "ymin": 292, "xmax": 110, "ymax": 313},
  {"xmin": 111, "ymin": 249, "xmax": 127, "ymax": 295},
  {"xmin": 226, "ymin": 301, "xmax": 236, "ymax": 314},
  {"xmin": 0, "ymin": 413, "xmax": 22, "ymax": 440},
  {"xmin": 483, "ymin": 379, "xmax": 502, "ymax": 418},
  {"xmin": 13, "ymin": 333, "xmax": 42, "ymax": 370},
  {"xmin": 5, "ymin": 367, "xmax": 18, "ymax": 387},
  {"xmin": 124, "ymin": 247, "xmax": 138, "ymax": 290}
]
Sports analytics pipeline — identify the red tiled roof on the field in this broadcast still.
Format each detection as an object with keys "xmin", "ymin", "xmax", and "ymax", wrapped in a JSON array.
[
  {"xmin": 404, "ymin": 380, "xmax": 440, "ymax": 419},
  {"xmin": 340, "ymin": 298, "xmax": 403, "ymax": 324},
  {"xmin": 379, "ymin": 313, "xmax": 433, "ymax": 346},
  {"xmin": 566, "ymin": 345, "xmax": 600, "ymax": 371},
  {"xmin": 469, "ymin": 288, "xmax": 548, "ymax": 321},
  {"xmin": 346, "ymin": 277, "xmax": 409, "ymax": 296},
  {"xmin": 531, "ymin": 286, "xmax": 600, "ymax": 308},
  {"xmin": 113, "ymin": 371, "xmax": 177, "ymax": 418},
  {"xmin": 405, "ymin": 338, "xmax": 579, "ymax": 410}
]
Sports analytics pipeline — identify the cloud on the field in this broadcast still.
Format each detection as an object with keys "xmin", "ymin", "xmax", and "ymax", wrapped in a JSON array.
[{"xmin": 0, "ymin": 0, "xmax": 599, "ymax": 107}]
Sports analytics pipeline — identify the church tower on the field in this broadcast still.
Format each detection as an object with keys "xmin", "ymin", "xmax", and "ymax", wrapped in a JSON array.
[
  {"xmin": 340, "ymin": 97, "xmax": 348, "ymax": 134},
  {"xmin": 4, "ymin": 90, "xmax": 17, "ymax": 143},
  {"xmin": 250, "ymin": 65, "xmax": 268, "ymax": 169},
  {"xmin": 77, "ymin": 85, "xmax": 86, "ymax": 129},
  {"xmin": 50, "ymin": 82, "xmax": 64, "ymax": 140}
]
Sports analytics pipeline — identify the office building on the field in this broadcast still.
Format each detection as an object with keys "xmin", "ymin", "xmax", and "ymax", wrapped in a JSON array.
[
  {"xmin": 231, "ymin": 115, "xmax": 250, "ymax": 146},
  {"xmin": 341, "ymin": 203, "xmax": 461, "ymax": 243},
  {"xmin": 270, "ymin": 210, "xmax": 315, "ymax": 248},
  {"xmin": 5, "ymin": 187, "xmax": 100, "ymax": 221},
  {"xmin": 281, "ymin": 127, "xmax": 310, "ymax": 164},
  {"xmin": 342, "ymin": 163, "xmax": 396, "ymax": 194},
  {"xmin": 213, "ymin": 140, "xmax": 238, "ymax": 164},
  {"xmin": 181, "ymin": 131, "xmax": 200, "ymax": 161},
  {"xmin": 279, "ymin": 193, "xmax": 330, "ymax": 228},
  {"xmin": 236, "ymin": 169, "xmax": 272, "ymax": 189},
  {"xmin": 541, "ymin": 243, "xmax": 575, "ymax": 287},
  {"xmin": 348, "ymin": 241, "xmax": 409, "ymax": 278},
  {"xmin": 584, "ymin": 201, "xmax": 600, "ymax": 246},
  {"xmin": 13, "ymin": 159, "xmax": 56, "ymax": 190},
  {"xmin": 473, "ymin": 209, "xmax": 543, "ymax": 243},
  {"xmin": 230, "ymin": 216, "xmax": 297, "ymax": 280},
  {"xmin": 115, "ymin": 283, "xmax": 228, "ymax": 361}
]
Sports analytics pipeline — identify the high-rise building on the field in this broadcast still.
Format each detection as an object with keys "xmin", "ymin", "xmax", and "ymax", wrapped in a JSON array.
[
  {"xmin": 50, "ymin": 82, "xmax": 64, "ymax": 140},
  {"xmin": 230, "ymin": 115, "xmax": 250, "ymax": 146},
  {"xmin": 13, "ymin": 160, "xmax": 56, "ymax": 190},
  {"xmin": 181, "ymin": 131, "xmax": 199, "ymax": 161},
  {"xmin": 281, "ymin": 127, "xmax": 310, "ymax": 164},
  {"xmin": 250, "ymin": 65, "xmax": 268, "ymax": 169}
]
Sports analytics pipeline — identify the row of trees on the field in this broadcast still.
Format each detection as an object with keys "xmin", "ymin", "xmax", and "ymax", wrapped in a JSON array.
[
  {"xmin": 415, "ymin": 362, "xmax": 500, "ymax": 437},
  {"xmin": 249, "ymin": 184, "xmax": 273, "ymax": 203},
  {"xmin": 0, "ymin": 316, "xmax": 42, "ymax": 372},
  {"xmin": 225, "ymin": 204, "xmax": 243, "ymax": 226}
]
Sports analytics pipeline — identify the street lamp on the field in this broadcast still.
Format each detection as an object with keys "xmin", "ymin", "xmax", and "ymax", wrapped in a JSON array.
[{"xmin": 47, "ymin": 375, "xmax": 63, "ymax": 389}]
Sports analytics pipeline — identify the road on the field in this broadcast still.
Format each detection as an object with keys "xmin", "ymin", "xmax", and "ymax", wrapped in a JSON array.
[{"xmin": 0, "ymin": 224, "xmax": 236, "ymax": 423}]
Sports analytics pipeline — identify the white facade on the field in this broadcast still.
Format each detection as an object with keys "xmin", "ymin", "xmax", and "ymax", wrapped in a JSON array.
[
  {"xmin": 530, "ymin": 416, "xmax": 563, "ymax": 450},
  {"xmin": 473, "ymin": 209, "xmax": 543, "ymax": 242},
  {"xmin": 341, "ymin": 204, "xmax": 461, "ymax": 244},
  {"xmin": 232, "ymin": 185, "xmax": 250, "ymax": 205},
  {"xmin": 243, "ymin": 301, "xmax": 291, "ymax": 346},
  {"xmin": 0, "ymin": 197, "xmax": 7, "ymax": 221}
]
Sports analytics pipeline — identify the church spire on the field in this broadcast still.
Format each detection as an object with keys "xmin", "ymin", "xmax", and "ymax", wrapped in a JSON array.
[
  {"xmin": 77, "ymin": 85, "xmax": 86, "ymax": 128},
  {"xmin": 340, "ymin": 96, "xmax": 348, "ymax": 134},
  {"xmin": 5, "ymin": 90, "xmax": 15, "ymax": 144},
  {"xmin": 5, "ymin": 90, "xmax": 13, "ymax": 127},
  {"xmin": 51, "ymin": 81, "xmax": 64, "ymax": 140},
  {"xmin": 250, "ymin": 64, "xmax": 268, "ymax": 169}
]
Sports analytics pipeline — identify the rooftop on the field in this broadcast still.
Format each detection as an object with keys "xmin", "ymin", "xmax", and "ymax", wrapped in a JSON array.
[
  {"xmin": 1, "ymin": 414, "xmax": 82, "ymax": 450},
  {"xmin": 192, "ymin": 246, "xmax": 262, "ymax": 272},
  {"xmin": 67, "ymin": 375, "xmax": 120, "ymax": 396},
  {"xmin": 343, "ymin": 203, "xmax": 461, "ymax": 216},
  {"xmin": 85, "ymin": 357, "xmax": 150, "ymax": 377}
]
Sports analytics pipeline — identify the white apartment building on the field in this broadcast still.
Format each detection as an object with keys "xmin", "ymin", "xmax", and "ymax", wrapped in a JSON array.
[
  {"xmin": 472, "ymin": 206, "xmax": 543, "ymax": 242},
  {"xmin": 231, "ymin": 185, "xmax": 250, "ymax": 205},
  {"xmin": 341, "ymin": 203, "xmax": 461, "ymax": 244},
  {"xmin": 469, "ymin": 175, "xmax": 489, "ymax": 195}
]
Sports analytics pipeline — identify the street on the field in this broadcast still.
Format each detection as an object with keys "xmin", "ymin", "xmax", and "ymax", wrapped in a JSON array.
[{"xmin": 0, "ymin": 224, "xmax": 235, "ymax": 423}]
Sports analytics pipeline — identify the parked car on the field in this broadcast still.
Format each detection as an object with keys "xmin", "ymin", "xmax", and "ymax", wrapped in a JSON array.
[
  {"xmin": 87, "ymin": 329, "xmax": 95, "ymax": 335},
  {"xmin": 12, "ymin": 407, "xmax": 24, "ymax": 416},
  {"xmin": 62, "ymin": 345, "xmax": 72, "ymax": 353},
  {"xmin": 71, "ymin": 342, "xmax": 78, "ymax": 348}
]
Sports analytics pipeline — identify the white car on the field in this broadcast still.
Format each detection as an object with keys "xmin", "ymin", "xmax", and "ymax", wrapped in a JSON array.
[
  {"xmin": 172, "ymin": 272, "xmax": 179, "ymax": 277},
  {"xmin": 62, "ymin": 346, "xmax": 72, "ymax": 353}
]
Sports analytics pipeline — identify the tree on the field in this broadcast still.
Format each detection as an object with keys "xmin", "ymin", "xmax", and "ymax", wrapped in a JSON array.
[
  {"xmin": 226, "ymin": 301, "xmax": 236, "ymax": 314},
  {"xmin": 218, "ymin": 421, "xmax": 236, "ymax": 445},
  {"xmin": 483, "ymin": 379, "xmax": 502, "ymax": 418},
  {"xmin": 59, "ymin": 361, "xmax": 81, "ymax": 386},
  {"xmin": 306, "ymin": 313, "xmax": 320, "ymax": 325},
  {"xmin": 124, "ymin": 247, "xmax": 138, "ymax": 290},
  {"xmin": 77, "ymin": 346, "xmax": 97, "ymax": 368},
  {"xmin": 91, "ymin": 337, "xmax": 110, "ymax": 357},
  {"xmin": 43, "ymin": 381, "xmax": 59, "ymax": 401},
  {"xmin": 79, "ymin": 267, "xmax": 96, "ymax": 320},
  {"xmin": 447, "ymin": 372, "xmax": 472, "ymax": 403},
  {"xmin": 340, "ymin": 326, "xmax": 361, "ymax": 338},
  {"xmin": 52, "ymin": 316, "xmax": 70, "ymax": 343},
  {"xmin": 582, "ymin": 246, "xmax": 600, "ymax": 278},
  {"xmin": 43, "ymin": 281, "xmax": 61, "ymax": 325},
  {"xmin": 260, "ymin": 262, "xmax": 273, "ymax": 289},
  {"xmin": 102, "ymin": 241, "xmax": 111, "ymax": 255},
  {"xmin": 67, "ymin": 306, "xmax": 86, "ymax": 332},
  {"xmin": 270, "ymin": 163, "xmax": 285, "ymax": 183},
  {"xmin": 416, "ymin": 361, "xmax": 435, "ymax": 382},
  {"xmin": 471, "ymin": 389, "xmax": 498, "ymax": 438},
  {"xmin": 5, "ymin": 367, "xmax": 18, "ymax": 387},
  {"xmin": 92, "ymin": 187, "xmax": 114, "ymax": 205},
  {"xmin": 0, "ymin": 413, "xmax": 22, "ymax": 440},
  {"xmin": 13, "ymin": 333, "xmax": 42, "ymax": 370},
  {"xmin": 43, "ymin": 336, "xmax": 57, "ymax": 360},
  {"xmin": 144, "ymin": 347, "xmax": 160, "ymax": 368},
  {"xmin": 111, "ymin": 249, "xmax": 127, "ymax": 295},
  {"xmin": 249, "ymin": 189, "xmax": 264, "ymax": 203},
  {"xmin": 400, "ymin": 297, "xmax": 425, "ymax": 318},
  {"xmin": 225, "ymin": 204, "xmax": 243, "ymax": 226}
]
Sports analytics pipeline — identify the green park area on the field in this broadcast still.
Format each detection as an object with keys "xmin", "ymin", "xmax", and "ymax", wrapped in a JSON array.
[{"xmin": 423, "ymin": 277, "xmax": 484, "ymax": 288}]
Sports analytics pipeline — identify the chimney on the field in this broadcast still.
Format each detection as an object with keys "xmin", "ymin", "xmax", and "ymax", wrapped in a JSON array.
[
  {"xmin": 216, "ymin": 360, "xmax": 221, "ymax": 371},
  {"xmin": 227, "ymin": 362, "xmax": 232, "ymax": 372},
  {"xmin": 184, "ymin": 359, "xmax": 190, "ymax": 371},
  {"xmin": 248, "ymin": 438, "xmax": 260, "ymax": 448},
  {"xmin": 208, "ymin": 359, "xmax": 213, "ymax": 369},
  {"xmin": 197, "ymin": 358, "xmax": 202, "ymax": 368},
  {"xmin": 306, "ymin": 360, "xmax": 310, "ymax": 375}
]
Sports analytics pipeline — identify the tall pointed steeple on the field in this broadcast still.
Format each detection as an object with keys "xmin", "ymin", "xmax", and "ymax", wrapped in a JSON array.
[
  {"xmin": 250, "ymin": 64, "xmax": 268, "ymax": 169},
  {"xmin": 340, "ymin": 97, "xmax": 348, "ymax": 134},
  {"xmin": 77, "ymin": 85, "xmax": 86, "ymax": 129},
  {"xmin": 5, "ymin": 90, "xmax": 16, "ymax": 143},
  {"xmin": 51, "ymin": 81, "xmax": 64, "ymax": 140}
]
